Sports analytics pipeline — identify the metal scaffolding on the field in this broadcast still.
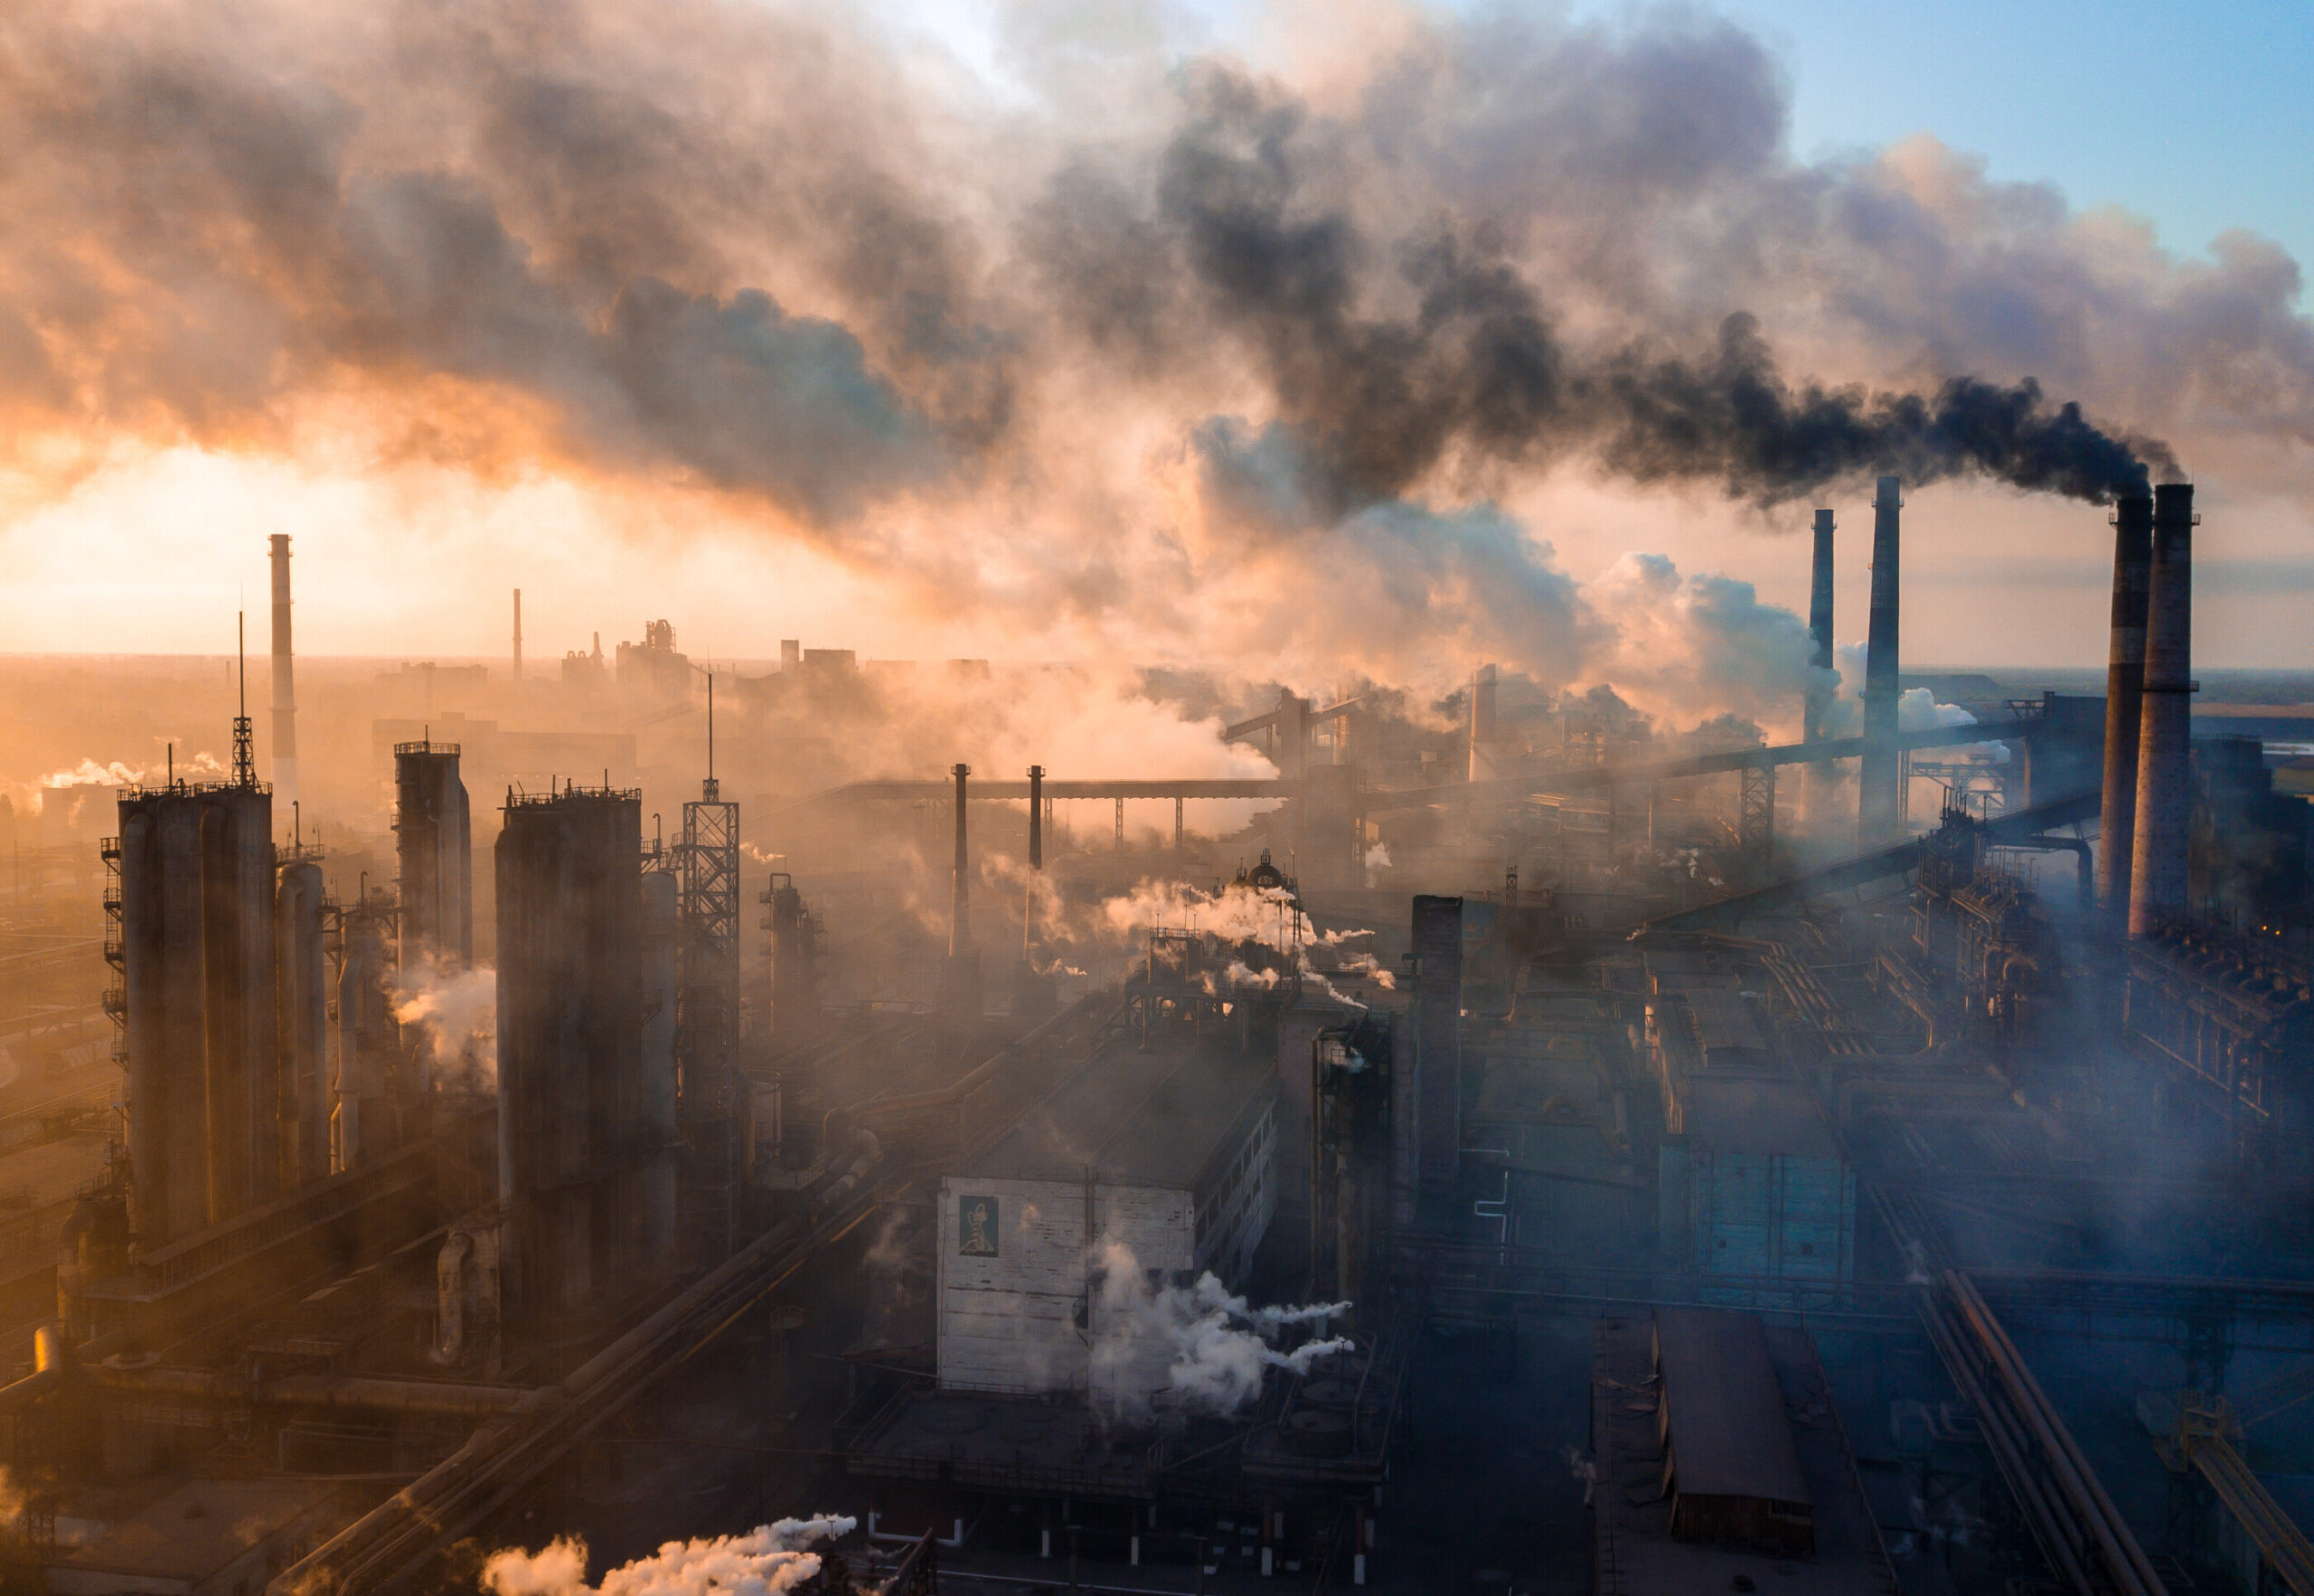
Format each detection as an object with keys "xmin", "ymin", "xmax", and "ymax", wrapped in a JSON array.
[{"xmin": 677, "ymin": 679, "xmax": 742, "ymax": 1258}]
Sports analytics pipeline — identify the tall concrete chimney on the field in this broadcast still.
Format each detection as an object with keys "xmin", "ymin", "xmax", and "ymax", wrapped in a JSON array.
[
  {"xmin": 1027, "ymin": 765, "xmax": 1044, "ymax": 871},
  {"xmin": 512, "ymin": 589, "xmax": 522, "ymax": 681},
  {"xmin": 2128, "ymin": 483, "xmax": 2196, "ymax": 936},
  {"xmin": 1805, "ymin": 510, "xmax": 1835, "ymax": 740},
  {"xmin": 2095, "ymin": 493, "xmax": 2154, "ymax": 933},
  {"xmin": 950, "ymin": 763, "xmax": 971, "ymax": 956},
  {"xmin": 1466, "ymin": 665, "xmax": 1499, "ymax": 782},
  {"xmin": 1014, "ymin": 765, "xmax": 1057, "ymax": 1020},
  {"xmin": 268, "ymin": 535, "xmax": 297, "ymax": 815},
  {"xmin": 1858, "ymin": 477, "xmax": 1903, "ymax": 845},
  {"xmin": 939, "ymin": 763, "xmax": 982, "ymax": 1017}
]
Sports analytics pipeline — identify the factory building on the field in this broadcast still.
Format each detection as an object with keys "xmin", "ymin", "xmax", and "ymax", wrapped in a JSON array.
[
  {"xmin": 1592, "ymin": 1308, "xmax": 1896, "ymax": 1592},
  {"xmin": 112, "ymin": 779, "xmax": 284, "ymax": 1243},
  {"xmin": 933, "ymin": 1042, "xmax": 1278, "ymax": 1404},
  {"xmin": 394, "ymin": 739, "xmax": 472, "ymax": 970}
]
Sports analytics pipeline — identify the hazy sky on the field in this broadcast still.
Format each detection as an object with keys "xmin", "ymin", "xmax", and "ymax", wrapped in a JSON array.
[{"xmin": 0, "ymin": 0, "xmax": 2306, "ymax": 675}]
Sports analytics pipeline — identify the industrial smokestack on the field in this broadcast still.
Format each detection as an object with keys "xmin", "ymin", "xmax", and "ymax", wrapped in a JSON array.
[
  {"xmin": 268, "ymin": 535, "xmax": 296, "ymax": 814},
  {"xmin": 2096, "ymin": 493, "xmax": 2154, "ymax": 933},
  {"xmin": 1027, "ymin": 765, "xmax": 1044, "ymax": 872},
  {"xmin": 1805, "ymin": 510, "xmax": 1834, "ymax": 741},
  {"xmin": 2128, "ymin": 483, "xmax": 2196, "ymax": 936},
  {"xmin": 1015, "ymin": 764, "xmax": 1057, "ymax": 1020},
  {"xmin": 1858, "ymin": 477, "xmax": 1902, "ymax": 845},
  {"xmin": 513, "ymin": 588, "xmax": 522, "ymax": 681},
  {"xmin": 1466, "ymin": 665, "xmax": 1499, "ymax": 782},
  {"xmin": 950, "ymin": 763, "xmax": 971, "ymax": 955},
  {"xmin": 939, "ymin": 764, "xmax": 982, "ymax": 1018}
]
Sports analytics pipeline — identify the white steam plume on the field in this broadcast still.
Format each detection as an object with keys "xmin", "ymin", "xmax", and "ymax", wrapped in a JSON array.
[
  {"xmin": 481, "ymin": 1516, "xmax": 857, "ymax": 1596},
  {"xmin": 390, "ymin": 958, "xmax": 496, "ymax": 1087},
  {"xmin": 1091, "ymin": 1238, "xmax": 1351, "ymax": 1422}
]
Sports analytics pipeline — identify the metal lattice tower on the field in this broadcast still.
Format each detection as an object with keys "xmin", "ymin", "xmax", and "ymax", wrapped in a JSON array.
[{"xmin": 676, "ymin": 677, "xmax": 741, "ymax": 1256}]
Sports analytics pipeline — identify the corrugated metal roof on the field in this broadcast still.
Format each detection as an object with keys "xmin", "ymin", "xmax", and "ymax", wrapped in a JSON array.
[{"xmin": 1654, "ymin": 1307, "xmax": 1811, "ymax": 1507}]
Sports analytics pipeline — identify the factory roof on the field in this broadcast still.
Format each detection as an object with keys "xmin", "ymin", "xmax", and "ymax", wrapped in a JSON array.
[
  {"xmin": 48, "ymin": 1479, "xmax": 330, "ymax": 1587},
  {"xmin": 1643, "ymin": 947, "xmax": 1742, "ymax": 992},
  {"xmin": 1680, "ymin": 1076, "xmax": 1842, "ymax": 1160},
  {"xmin": 965, "ymin": 1038, "xmax": 1276, "ymax": 1192},
  {"xmin": 1594, "ymin": 1315, "xmax": 1898, "ymax": 1595},
  {"xmin": 1682, "ymin": 988, "xmax": 1767, "ymax": 1058},
  {"xmin": 1654, "ymin": 1307, "xmax": 1811, "ymax": 1506}
]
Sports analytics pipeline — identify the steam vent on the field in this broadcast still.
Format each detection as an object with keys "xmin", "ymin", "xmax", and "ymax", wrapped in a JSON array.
[{"xmin": 3, "ymin": 9, "xmax": 2310, "ymax": 1594}]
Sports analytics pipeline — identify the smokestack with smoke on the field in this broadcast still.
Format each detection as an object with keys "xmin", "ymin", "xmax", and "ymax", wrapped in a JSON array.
[
  {"xmin": 268, "ymin": 535, "xmax": 296, "ymax": 817},
  {"xmin": 1805, "ymin": 510, "xmax": 1834, "ymax": 742},
  {"xmin": 2096, "ymin": 493, "xmax": 2155, "ymax": 933},
  {"xmin": 2128, "ymin": 483, "xmax": 2196, "ymax": 936},
  {"xmin": 1859, "ymin": 477, "xmax": 1903, "ymax": 845}
]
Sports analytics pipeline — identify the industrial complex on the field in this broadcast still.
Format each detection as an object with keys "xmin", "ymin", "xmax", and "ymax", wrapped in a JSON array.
[{"xmin": 0, "ymin": 472, "xmax": 2309, "ymax": 1596}]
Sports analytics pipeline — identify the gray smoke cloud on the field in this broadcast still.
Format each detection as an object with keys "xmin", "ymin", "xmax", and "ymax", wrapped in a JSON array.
[
  {"xmin": 1048, "ymin": 61, "xmax": 2171, "ymax": 510},
  {"xmin": 0, "ymin": 0, "xmax": 2307, "ymax": 627}
]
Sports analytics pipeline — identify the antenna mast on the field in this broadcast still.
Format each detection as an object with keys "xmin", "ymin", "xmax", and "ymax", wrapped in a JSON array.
[
  {"xmin": 232, "ymin": 611, "xmax": 257, "ymax": 787},
  {"xmin": 703, "ymin": 672, "xmax": 717, "ymax": 803}
]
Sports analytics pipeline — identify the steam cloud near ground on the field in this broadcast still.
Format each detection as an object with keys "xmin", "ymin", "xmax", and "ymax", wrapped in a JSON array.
[
  {"xmin": 481, "ymin": 1516, "xmax": 856, "ymax": 1596},
  {"xmin": 1, "ymin": 0, "xmax": 2304, "ymax": 692},
  {"xmin": 1091, "ymin": 1237, "xmax": 1350, "ymax": 1422}
]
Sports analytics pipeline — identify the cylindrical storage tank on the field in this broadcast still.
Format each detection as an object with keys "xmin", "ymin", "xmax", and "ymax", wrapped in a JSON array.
[
  {"xmin": 2129, "ymin": 483, "xmax": 2196, "ymax": 936},
  {"xmin": 118, "ymin": 798, "xmax": 214, "ymax": 1249},
  {"xmin": 275, "ymin": 859, "xmax": 328, "ymax": 1188},
  {"xmin": 333, "ymin": 904, "xmax": 394, "ymax": 1170},
  {"xmin": 2097, "ymin": 494, "xmax": 2154, "ymax": 934},
  {"xmin": 640, "ymin": 867, "xmax": 679, "ymax": 1258},
  {"xmin": 1859, "ymin": 478, "xmax": 1902, "ymax": 845},
  {"xmin": 199, "ymin": 785, "xmax": 277, "ymax": 1224},
  {"xmin": 396, "ymin": 743, "xmax": 474, "ymax": 970},
  {"xmin": 494, "ymin": 786, "xmax": 643, "ymax": 1315}
]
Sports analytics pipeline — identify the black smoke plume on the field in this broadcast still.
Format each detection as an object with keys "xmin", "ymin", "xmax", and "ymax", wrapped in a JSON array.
[{"xmin": 1095, "ymin": 66, "xmax": 2170, "ymax": 512}]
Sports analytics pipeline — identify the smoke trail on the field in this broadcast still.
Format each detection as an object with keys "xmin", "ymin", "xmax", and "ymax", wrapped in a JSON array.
[
  {"xmin": 1090, "ymin": 1238, "xmax": 1350, "ymax": 1422},
  {"xmin": 480, "ymin": 1516, "xmax": 857, "ymax": 1596},
  {"xmin": 1142, "ymin": 70, "xmax": 2169, "ymax": 509},
  {"xmin": 11, "ymin": 751, "xmax": 227, "ymax": 815},
  {"xmin": 390, "ymin": 958, "xmax": 496, "ymax": 1086}
]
